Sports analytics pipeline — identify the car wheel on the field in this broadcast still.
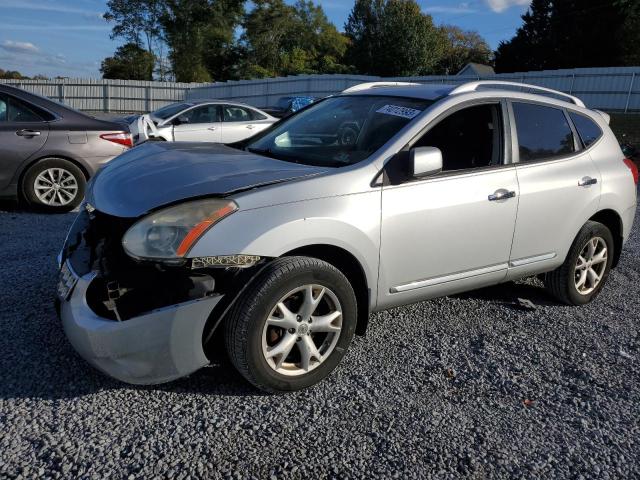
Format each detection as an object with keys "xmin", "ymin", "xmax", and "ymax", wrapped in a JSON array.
[
  {"xmin": 545, "ymin": 221, "xmax": 614, "ymax": 305},
  {"xmin": 224, "ymin": 256, "xmax": 357, "ymax": 392},
  {"xmin": 23, "ymin": 158, "xmax": 86, "ymax": 211}
]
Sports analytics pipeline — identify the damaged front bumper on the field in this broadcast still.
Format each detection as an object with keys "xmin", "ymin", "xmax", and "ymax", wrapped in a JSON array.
[
  {"xmin": 56, "ymin": 207, "xmax": 232, "ymax": 385},
  {"xmin": 59, "ymin": 268, "xmax": 223, "ymax": 385}
]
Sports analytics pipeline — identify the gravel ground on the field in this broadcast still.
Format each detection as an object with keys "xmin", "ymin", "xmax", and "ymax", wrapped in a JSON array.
[{"xmin": 0, "ymin": 201, "xmax": 638, "ymax": 479}]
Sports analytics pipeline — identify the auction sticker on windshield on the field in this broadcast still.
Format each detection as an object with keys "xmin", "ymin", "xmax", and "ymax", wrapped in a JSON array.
[{"xmin": 376, "ymin": 105, "xmax": 422, "ymax": 119}]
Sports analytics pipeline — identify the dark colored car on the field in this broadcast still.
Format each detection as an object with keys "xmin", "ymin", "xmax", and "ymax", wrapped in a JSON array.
[
  {"xmin": 0, "ymin": 84, "xmax": 132, "ymax": 211},
  {"xmin": 261, "ymin": 96, "xmax": 317, "ymax": 118}
]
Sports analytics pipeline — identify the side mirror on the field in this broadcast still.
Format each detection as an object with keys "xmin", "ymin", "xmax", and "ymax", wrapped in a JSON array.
[
  {"xmin": 173, "ymin": 115, "xmax": 189, "ymax": 125},
  {"xmin": 411, "ymin": 147, "xmax": 443, "ymax": 178}
]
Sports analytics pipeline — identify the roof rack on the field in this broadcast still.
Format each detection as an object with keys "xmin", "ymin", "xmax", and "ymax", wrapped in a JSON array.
[
  {"xmin": 342, "ymin": 81, "xmax": 421, "ymax": 93},
  {"xmin": 450, "ymin": 81, "xmax": 586, "ymax": 108}
]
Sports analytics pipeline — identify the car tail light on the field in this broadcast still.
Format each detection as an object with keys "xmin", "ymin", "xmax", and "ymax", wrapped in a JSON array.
[
  {"xmin": 623, "ymin": 158, "xmax": 639, "ymax": 185},
  {"xmin": 100, "ymin": 132, "xmax": 133, "ymax": 148}
]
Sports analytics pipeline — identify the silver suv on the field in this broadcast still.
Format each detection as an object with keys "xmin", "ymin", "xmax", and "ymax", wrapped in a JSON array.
[{"xmin": 57, "ymin": 81, "xmax": 638, "ymax": 392}]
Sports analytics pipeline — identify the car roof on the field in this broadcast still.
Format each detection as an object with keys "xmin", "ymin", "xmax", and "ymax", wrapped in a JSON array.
[{"xmin": 342, "ymin": 84, "xmax": 458, "ymax": 101}]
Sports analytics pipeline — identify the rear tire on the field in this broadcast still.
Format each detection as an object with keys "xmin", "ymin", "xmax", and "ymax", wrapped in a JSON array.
[
  {"xmin": 545, "ymin": 221, "xmax": 614, "ymax": 305},
  {"xmin": 22, "ymin": 158, "xmax": 85, "ymax": 212},
  {"xmin": 224, "ymin": 256, "xmax": 357, "ymax": 393}
]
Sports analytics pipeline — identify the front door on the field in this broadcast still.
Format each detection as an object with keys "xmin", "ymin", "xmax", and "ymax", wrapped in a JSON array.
[
  {"xmin": 0, "ymin": 94, "xmax": 49, "ymax": 190},
  {"xmin": 172, "ymin": 104, "xmax": 222, "ymax": 142},
  {"xmin": 377, "ymin": 102, "xmax": 519, "ymax": 310}
]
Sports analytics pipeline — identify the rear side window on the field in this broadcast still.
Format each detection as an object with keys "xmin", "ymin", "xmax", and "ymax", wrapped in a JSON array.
[
  {"xmin": 223, "ymin": 106, "xmax": 253, "ymax": 122},
  {"xmin": 8, "ymin": 97, "xmax": 43, "ymax": 122},
  {"xmin": 0, "ymin": 96, "xmax": 6, "ymax": 121},
  {"xmin": 513, "ymin": 102, "xmax": 575, "ymax": 162},
  {"xmin": 569, "ymin": 112, "xmax": 603, "ymax": 148}
]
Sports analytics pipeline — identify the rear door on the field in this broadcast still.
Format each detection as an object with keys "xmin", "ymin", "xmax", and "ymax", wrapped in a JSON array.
[
  {"xmin": 0, "ymin": 94, "xmax": 49, "ymax": 190},
  {"xmin": 507, "ymin": 101, "xmax": 601, "ymax": 279},
  {"xmin": 172, "ymin": 104, "xmax": 221, "ymax": 142},
  {"xmin": 220, "ymin": 105, "xmax": 271, "ymax": 143}
]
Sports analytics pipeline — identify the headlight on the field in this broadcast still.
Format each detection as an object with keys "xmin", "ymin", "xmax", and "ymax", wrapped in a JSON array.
[{"xmin": 122, "ymin": 198, "xmax": 237, "ymax": 261}]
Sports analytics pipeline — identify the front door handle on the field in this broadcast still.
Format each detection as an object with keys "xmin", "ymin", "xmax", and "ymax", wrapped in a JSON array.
[
  {"xmin": 207, "ymin": 126, "xmax": 217, "ymax": 131},
  {"xmin": 578, "ymin": 176, "xmax": 597, "ymax": 187},
  {"xmin": 488, "ymin": 189, "xmax": 516, "ymax": 201},
  {"xmin": 16, "ymin": 129, "xmax": 41, "ymax": 137}
]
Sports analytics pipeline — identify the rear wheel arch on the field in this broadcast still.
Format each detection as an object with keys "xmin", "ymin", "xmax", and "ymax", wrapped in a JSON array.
[
  {"xmin": 19, "ymin": 154, "xmax": 90, "ymax": 195},
  {"xmin": 589, "ymin": 209, "xmax": 623, "ymax": 267},
  {"xmin": 20, "ymin": 156, "xmax": 89, "ymax": 209},
  {"xmin": 283, "ymin": 244, "xmax": 371, "ymax": 336}
]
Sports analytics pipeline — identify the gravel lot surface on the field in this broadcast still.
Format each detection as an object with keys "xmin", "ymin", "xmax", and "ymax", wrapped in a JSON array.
[{"xmin": 0, "ymin": 201, "xmax": 638, "ymax": 479}]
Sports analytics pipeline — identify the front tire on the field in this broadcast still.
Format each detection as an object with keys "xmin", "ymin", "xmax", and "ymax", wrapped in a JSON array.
[
  {"xmin": 224, "ymin": 257, "xmax": 357, "ymax": 393},
  {"xmin": 22, "ymin": 158, "xmax": 86, "ymax": 211},
  {"xmin": 545, "ymin": 221, "xmax": 614, "ymax": 305}
]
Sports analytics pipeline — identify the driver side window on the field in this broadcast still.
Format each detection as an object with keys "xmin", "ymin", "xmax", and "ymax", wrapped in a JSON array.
[{"xmin": 413, "ymin": 103, "xmax": 504, "ymax": 171}]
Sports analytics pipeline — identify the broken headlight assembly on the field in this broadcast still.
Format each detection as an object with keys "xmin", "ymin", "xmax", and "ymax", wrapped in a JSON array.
[{"xmin": 122, "ymin": 198, "xmax": 237, "ymax": 264}]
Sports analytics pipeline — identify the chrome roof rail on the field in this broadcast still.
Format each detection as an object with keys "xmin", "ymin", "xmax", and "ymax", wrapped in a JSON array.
[
  {"xmin": 450, "ymin": 81, "xmax": 586, "ymax": 108},
  {"xmin": 342, "ymin": 81, "xmax": 421, "ymax": 93}
]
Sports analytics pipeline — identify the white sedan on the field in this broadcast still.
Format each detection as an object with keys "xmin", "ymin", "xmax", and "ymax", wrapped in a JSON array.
[{"xmin": 131, "ymin": 100, "xmax": 278, "ymax": 144}]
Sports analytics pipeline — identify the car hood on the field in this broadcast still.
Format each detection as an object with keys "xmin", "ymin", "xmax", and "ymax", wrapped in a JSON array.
[{"xmin": 87, "ymin": 142, "xmax": 328, "ymax": 217}]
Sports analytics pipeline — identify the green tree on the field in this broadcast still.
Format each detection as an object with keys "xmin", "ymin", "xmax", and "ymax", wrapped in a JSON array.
[
  {"xmin": 345, "ymin": 0, "xmax": 445, "ymax": 76},
  {"xmin": 495, "ymin": 0, "xmax": 638, "ymax": 72},
  {"xmin": 241, "ymin": 0, "xmax": 350, "ymax": 78},
  {"xmin": 0, "ymin": 69, "xmax": 28, "ymax": 79},
  {"xmin": 436, "ymin": 25, "xmax": 492, "ymax": 75},
  {"xmin": 161, "ymin": 0, "xmax": 244, "ymax": 82},
  {"xmin": 100, "ymin": 43, "xmax": 156, "ymax": 80},
  {"xmin": 104, "ymin": 0, "xmax": 164, "ymax": 53}
]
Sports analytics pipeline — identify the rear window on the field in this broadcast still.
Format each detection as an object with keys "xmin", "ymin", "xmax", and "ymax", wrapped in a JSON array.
[
  {"xmin": 153, "ymin": 102, "xmax": 191, "ymax": 120},
  {"xmin": 513, "ymin": 102, "xmax": 575, "ymax": 162},
  {"xmin": 569, "ymin": 112, "xmax": 603, "ymax": 148}
]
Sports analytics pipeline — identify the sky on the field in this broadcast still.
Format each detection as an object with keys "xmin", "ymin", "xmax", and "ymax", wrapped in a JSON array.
[{"xmin": 0, "ymin": 0, "xmax": 532, "ymax": 79}]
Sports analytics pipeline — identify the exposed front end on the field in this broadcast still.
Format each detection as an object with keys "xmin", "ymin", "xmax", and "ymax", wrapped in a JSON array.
[{"xmin": 56, "ymin": 207, "xmax": 236, "ymax": 384}]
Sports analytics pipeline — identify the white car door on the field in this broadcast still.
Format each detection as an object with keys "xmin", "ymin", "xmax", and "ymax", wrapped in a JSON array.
[
  {"xmin": 220, "ymin": 105, "xmax": 273, "ymax": 143},
  {"xmin": 172, "ymin": 104, "xmax": 222, "ymax": 142},
  {"xmin": 377, "ymin": 101, "xmax": 519, "ymax": 311}
]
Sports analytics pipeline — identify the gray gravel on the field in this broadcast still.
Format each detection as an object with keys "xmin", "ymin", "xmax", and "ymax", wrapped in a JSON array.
[{"xmin": 1, "ymin": 200, "xmax": 639, "ymax": 479}]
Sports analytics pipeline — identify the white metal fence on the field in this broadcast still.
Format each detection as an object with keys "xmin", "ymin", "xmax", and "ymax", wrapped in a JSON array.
[
  {"xmin": 2, "ymin": 66, "xmax": 640, "ymax": 113},
  {"xmin": 0, "ymin": 78, "xmax": 208, "ymax": 113},
  {"xmin": 187, "ymin": 66, "xmax": 640, "ymax": 113}
]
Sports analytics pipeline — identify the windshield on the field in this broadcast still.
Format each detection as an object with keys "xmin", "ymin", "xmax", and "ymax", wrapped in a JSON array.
[
  {"xmin": 152, "ymin": 102, "xmax": 191, "ymax": 120},
  {"xmin": 246, "ymin": 95, "xmax": 432, "ymax": 167}
]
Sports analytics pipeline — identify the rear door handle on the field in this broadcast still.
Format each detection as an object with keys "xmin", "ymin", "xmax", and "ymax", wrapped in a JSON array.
[
  {"xmin": 207, "ymin": 126, "xmax": 217, "ymax": 131},
  {"xmin": 246, "ymin": 124, "xmax": 255, "ymax": 130},
  {"xmin": 578, "ymin": 176, "xmax": 597, "ymax": 187},
  {"xmin": 16, "ymin": 129, "xmax": 41, "ymax": 137},
  {"xmin": 488, "ymin": 189, "xmax": 516, "ymax": 201}
]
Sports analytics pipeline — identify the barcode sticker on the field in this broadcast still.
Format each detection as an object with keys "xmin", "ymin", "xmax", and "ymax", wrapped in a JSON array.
[{"xmin": 376, "ymin": 105, "xmax": 422, "ymax": 119}]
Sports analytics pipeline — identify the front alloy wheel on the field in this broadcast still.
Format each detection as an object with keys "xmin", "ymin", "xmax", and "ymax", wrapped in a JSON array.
[
  {"xmin": 262, "ymin": 284, "xmax": 343, "ymax": 376},
  {"xmin": 225, "ymin": 257, "xmax": 357, "ymax": 392}
]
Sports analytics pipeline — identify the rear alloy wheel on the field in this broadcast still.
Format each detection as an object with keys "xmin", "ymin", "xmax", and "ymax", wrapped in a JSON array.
[
  {"xmin": 23, "ymin": 158, "xmax": 86, "ymax": 211},
  {"xmin": 545, "ymin": 221, "xmax": 614, "ymax": 305},
  {"xmin": 225, "ymin": 256, "xmax": 357, "ymax": 392}
]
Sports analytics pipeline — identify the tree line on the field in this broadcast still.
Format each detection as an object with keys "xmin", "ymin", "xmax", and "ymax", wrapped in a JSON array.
[
  {"xmin": 99, "ymin": 0, "xmax": 640, "ymax": 82},
  {"xmin": 100, "ymin": 0, "xmax": 491, "ymax": 81}
]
